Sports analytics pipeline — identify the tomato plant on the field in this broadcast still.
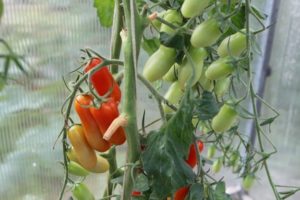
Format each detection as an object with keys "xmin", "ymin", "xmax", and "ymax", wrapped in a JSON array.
[{"xmin": 57, "ymin": 0, "xmax": 288, "ymax": 200}]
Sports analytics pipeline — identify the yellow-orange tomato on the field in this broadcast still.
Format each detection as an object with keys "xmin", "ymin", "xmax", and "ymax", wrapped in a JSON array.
[{"xmin": 67, "ymin": 125, "xmax": 97, "ymax": 170}]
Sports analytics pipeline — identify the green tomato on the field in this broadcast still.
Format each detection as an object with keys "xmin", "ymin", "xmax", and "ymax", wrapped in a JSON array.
[
  {"xmin": 160, "ymin": 9, "xmax": 183, "ymax": 35},
  {"xmin": 163, "ymin": 63, "xmax": 180, "ymax": 82},
  {"xmin": 198, "ymin": 66, "xmax": 214, "ymax": 91},
  {"xmin": 214, "ymin": 76, "xmax": 231, "ymax": 100},
  {"xmin": 72, "ymin": 183, "xmax": 95, "ymax": 200},
  {"xmin": 178, "ymin": 47, "xmax": 207, "ymax": 89},
  {"xmin": 211, "ymin": 103, "xmax": 237, "ymax": 133},
  {"xmin": 181, "ymin": 0, "xmax": 211, "ymax": 18},
  {"xmin": 162, "ymin": 81, "xmax": 184, "ymax": 114},
  {"xmin": 143, "ymin": 45, "xmax": 176, "ymax": 82},
  {"xmin": 212, "ymin": 158, "xmax": 223, "ymax": 173},
  {"xmin": 191, "ymin": 18, "xmax": 222, "ymax": 48},
  {"xmin": 205, "ymin": 57, "xmax": 234, "ymax": 80},
  {"xmin": 151, "ymin": 11, "xmax": 166, "ymax": 30},
  {"xmin": 217, "ymin": 30, "xmax": 246, "ymax": 57},
  {"xmin": 207, "ymin": 145, "xmax": 216, "ymax": 159},
  {"xmin": 242, "ymin": 175, "xmax": 255, "ymax": 190},
  {"xmin": 68, "ymin": 161, "xmax": 90, "ymax": 177}
]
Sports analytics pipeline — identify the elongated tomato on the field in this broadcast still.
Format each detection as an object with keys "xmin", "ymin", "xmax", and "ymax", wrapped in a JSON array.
[
  {"xmin": 174, "ymin": 186, "xmax": 189, "ymax": 200},
  {"xmin": 90, "ymin": 99, "xmax": 126, "ymax": 145},
  {"xmin": 74, "ymin": 94, "xmax": 111, "ymax": 152},
  {"xmin": 84, "ymin": 58, "xmax": 121, "ymax": 103},
  {"xmin": 67, "ymin": 125, "xmax": 97, "ymax": 170},
  {"xmin": 211, "ymin": 103, "xmax": 238, "ymax": 133}
]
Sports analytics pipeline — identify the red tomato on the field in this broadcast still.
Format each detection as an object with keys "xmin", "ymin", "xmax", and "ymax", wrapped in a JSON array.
[
  {"xmin": 90, "ymin": 98, "xmax": 126, "ymax": 145},
  {"xmin": 74, "ymin": 94, "xmax": 111, "ymax": 152},
  {"xmin": 174, "ymin": 186, "xmax": 189, "ymax": 200},
  {"xmin": 84, "ymin": 58, "xmax": 121, "ymax": 103},
  {"xmin": 185, "ymin": 140, "xmax": 204, "ymax": 167},
  {"xmin": 131, "ymin": 190, "xmax": 142, "ymax": 197}
]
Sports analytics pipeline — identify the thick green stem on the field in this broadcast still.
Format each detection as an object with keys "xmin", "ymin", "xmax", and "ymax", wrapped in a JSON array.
[
  {"xmin": 110, "ymin": 0, "xmax": 123, "ymax": 74},
  {"xmin": 121, "ymin": 0, "xmax": 143, "ymax": 199}
]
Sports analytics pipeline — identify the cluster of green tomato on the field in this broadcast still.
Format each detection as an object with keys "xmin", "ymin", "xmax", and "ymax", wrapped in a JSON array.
[{"xmin": 143, "ymin": 0, "xmax": 245, "ymax": 133}]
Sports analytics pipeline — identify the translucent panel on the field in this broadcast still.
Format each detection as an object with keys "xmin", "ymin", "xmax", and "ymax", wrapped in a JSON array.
[{"xmin": 0, "ymin": 0, "xmax": 111, "ymax": 199}]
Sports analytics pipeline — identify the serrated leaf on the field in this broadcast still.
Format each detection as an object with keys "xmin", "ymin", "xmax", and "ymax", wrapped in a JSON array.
[
  {"xmin": 141, "ymin": 37, "xmax": 160, "ymax": 56},
  {"xmin": 195, "ymin": 91, "xmax": 219, "ymax": 120},
  {"xmin": 142, "ymin": 90, "xmax": 196, "ymax": 198},
  {"xmin": 94, "ymin": 0, "xmax": 114, "ymax": 28},
  {"xmin": 260, "ymin": 117, "xmax": 276, "ymax": 126},
  {"xmin": 187, "ymin": 183, "xmax": 204, "ymax": 200}
]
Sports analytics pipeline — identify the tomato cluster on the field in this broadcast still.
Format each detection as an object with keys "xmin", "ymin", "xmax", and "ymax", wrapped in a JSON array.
[{"xmin": 65, "ymin": 58, "xmax": 126, "ymax": 199}]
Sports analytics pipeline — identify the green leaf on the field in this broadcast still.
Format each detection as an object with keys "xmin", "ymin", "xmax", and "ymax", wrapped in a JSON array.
[
  {"xmin": 187, "ymin": 183, "xmax": 204, "ymax": 200},
  {"xmin": 94, "ymin": 0, "xmax": 114, "ymax": 28},
  {"xmin": 142, "ymin": 90, "xmax": 196, "ymax": 198},
  {"xmin": 213, "ymin": 182, "xmax": 231, "ymax": 200},
  {"xmin": 194, "ymin": 91, "xmax": 219, "ymax": 120},
  {"xmin": 141, "ymin": 37, "xmax": 160, "ymax": 56},
  {"xmin": 134, "ymin": 174, "xmax": 150, "ymax": 192},
  {"xmin": 160, "ymin": 32, "xmax": 185, "ymax": 50},
  {"xmin": 0, "ymin": 0, "xmax": 3, "ymax": 20}
]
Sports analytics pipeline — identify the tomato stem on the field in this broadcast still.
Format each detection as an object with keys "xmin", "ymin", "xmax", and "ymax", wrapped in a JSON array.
[
  {"xmin": 121, "ymin": 0, "xmax": 143, "ymax": 199},
  {"xmin": 103, "ymin": 114, "xmax": 128, "ymax": 141}
]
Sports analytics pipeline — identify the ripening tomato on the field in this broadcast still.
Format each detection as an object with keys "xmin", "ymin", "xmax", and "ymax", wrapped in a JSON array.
[
  {"xmin": 84, "ymin": 57, "xmax": 121, "ymax": 103},
  {"xmin": 88, "ymin": 155, "xmax": 110, "ymax": 173},
  {"xmin": 162, "ymin": 81, "xmax": 184, "ymax": 114},
  {"xmin": 178, "ymin": 47, "xmax": 207, "ymax": 89},
  {"xmin": 217, "ymin": 30, "xmax": 247, "ymax": 58},
  {"xmin": 191, "ymin": 18, "xmax": 222, "ymax": 48},
  {"xmin": 143, "ymin": 45, "xmax": 177, "ymax": 82},
  {"xmin": 185, "ymin": 140, "xmax": 204, "ymax": 167},
  {"xmin": 160, "ymin": 9, "xmax": 183, "ymax": 35},
  {"xmin": 174, "ymin": 186, "xmax": 189, "ymax": 200},
  {"xmin": 74, "ymin": 94, "xmax": 111, "ymax": 152},
  {"xmin": 205, "ymin": 57, "xmax": 235, "ymax": 80},
  {"xmin": 72, "ymin": 183, "xmax": 95, "ymax": 200},
  {"xmin": 68, "ymin": 161, "xmax": 90, "ymax": 177},
  {"xmin": 181, "ymin": 0, "xmax": 210, "ymax": 18},
  {"xmin": 90, "ymin": 98, "xmax": 126, "ymax": 145},
  {"xmin": 211, "ymin": 103, "xmax": 238, "ymax": 133},
  {"xmin": 67, "ymin": 125, "xmax": 97, "ymax": 170}
]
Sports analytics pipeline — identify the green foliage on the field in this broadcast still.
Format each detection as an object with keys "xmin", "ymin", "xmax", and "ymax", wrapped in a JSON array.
[
  {"xmin": 94, "ymin": 0, "xmax": 115, "ymax": 28},
  {"xmin": 0, "ymin": 0, "xmax": 3, "ymax": 20},
  {"xmin": 141, "ymin": 37, "xmax": 160, "ymax": 56},
  {"xmin": 187, "ymin": 183, "xmax": 204, "ymax": 200},
  {"xmin": 142, "ymin": 90, "xmax": 196, "ymax": 198},
  {"xmin": 194, "ymin": 91, "xmax": 219, "ymax": 120}
]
